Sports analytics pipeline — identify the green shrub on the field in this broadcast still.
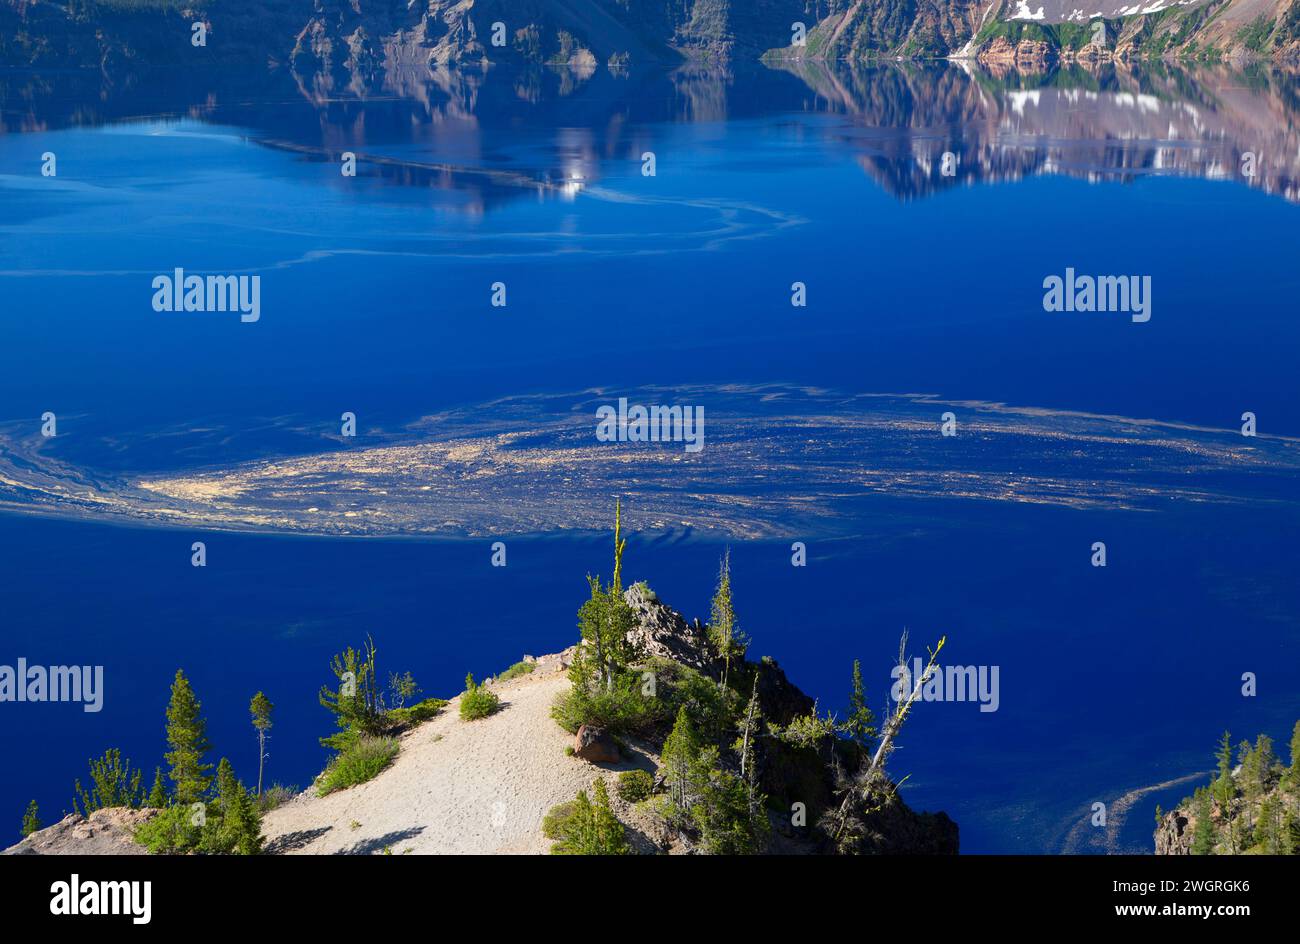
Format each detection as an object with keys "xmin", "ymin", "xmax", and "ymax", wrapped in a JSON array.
[
  {"xmin": 779, "ymin": 703, "xmax": 840, "ymax": 751},
  {"xmin": 542, "ymin": 800, "xmax": 579, "ymax": 840},
  {"xmin": 256, "ymin": 783, "xmax": 298, "ymax": 813},
  {"xmin": 616, "ymin": 770, "xmax": 655, "ymax": 803},
  {"xmin": 459, "ymin": 674, "xmax": 500, "ymax": 721},
  {"xmin": 547, "ymin": 780, "xmax": 631, "ymax": 855},
  {"xmin": 20, "ymin": 800, "xmax": 41, "ymax": 838},
  {"xmin": 72, "ymin": 748, "xmax": 145, "ymax": 815},
  {"xmin": 497, "ymin": 660, "xmax": 536, "ymax": 682},
  {"xmin": 386, "ymin": 697, "xmax": 448, "ymax": 729},
  {"xmin": 135, "ymin": 804, "xmax": 201, "ymax": 854},
  {"xmin": 654, "ymin": 658, "xmax": 739, "ymax": 742},
  {"xmin": 200, "ymin": 759, "xmax": 263, "ymax": 855},
  {"xmin": 691, "ymin": 764, "xmax": 768, "ymax": 855},
  {"xmin": 317, "ymin": 736, "xmax": 399, "ymax": 796},
  {"xmin": 319, "ymin": 637, "xmax": 384, "ymax": 753},
  {"xmin": 551, "ymin": 669, "xmax": 661, "ymax": 735}
]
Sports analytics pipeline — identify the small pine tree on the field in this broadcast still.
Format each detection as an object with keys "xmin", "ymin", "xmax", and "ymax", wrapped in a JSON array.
[
  {"xmin": 1236, "ymin": 739, "xmax": 1257, "ymax": 841},
  {"xmin": 692, "ymin": 754, "xmax": 766, "ymax": 854},
  {"xmin": 73, "ymin": 748, "xmax": 144, "ymax": 815},
  {"xmin": 203, "ymin": 758, "xmax": 263, "ymax": 855},
  {"xmin": 165, "ymin": 670, "xmax": 213, "ymax": 805},
  {"xmin": 572, "ymin": 574, "xmax": 637, "ymax": 694},
  {"xmin": 737, "ymin": 672, "xmax": 762, "ymax": 780},
  {"xmin": 590, "ymin": 778, "xmax": 629, "ymax": 855},
  {"xmin": 147, "ymin": 767, "xmax": 167, "ymax": 808},
  {"xmin": 1257, "ymin": 795, "xmax": 1280, "ymax": 854},
  {"xmin": 1254, "ymin": 733, "xmax": 1277, "ymax": 775},
  {"xmin": 844, "ymin": 659, "xmax": 877, "ymax": 749},
  {"xmin": 550, "ymin": 780, "xmax": 629, "ymax": 855},
  {"xmin": 1289, "ymin": 720, "xmax": 1300, "ymax": 783},
  {"xmin": 1211, "ymin": 730, "xmax": 1236, "ymax": 850},
  {"xmin": 1281, "ymin": 810, "xmax": 1299, "ymax": 855},
  {"xmin": 1215, "ymin": 730, "xmax": 1233, "ymax": 783},
  {"xmin": 249, "ymin": 691, "xmax": 274, "ymax": 800},
  {"xmin": 20, "ymin": 800, "xmax": 40, "ymax": 838},
  {"xmin": 319, "ymin": 636, "xmax": 381, "ymax": 751},
  {"xmin": 1244, "ymin": 734, "xmax": 1276, "ymax": 810},
  {"xmin": 660, "ymin": 706, "xmax": 704, "ymax": 826},
  {"xmin": 709, "ymin": 550, "xmax": 737, "ymax": 689},
  {"xmin": 558, "ymin": 790, "xmax": 596, "ymax": 855},
  {"xmin": 1190, "ymin": 789, "xmax": 1216, "ymax": 855},
  {"xmin": 707, "ymin": 550, "xmax": 749, "ymax": 691}
]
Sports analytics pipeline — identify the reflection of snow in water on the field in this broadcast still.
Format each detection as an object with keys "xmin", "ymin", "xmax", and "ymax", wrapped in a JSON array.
[{"xmin": 1010, "ymin": 1, "xmax": 1046, "ymax": 20}]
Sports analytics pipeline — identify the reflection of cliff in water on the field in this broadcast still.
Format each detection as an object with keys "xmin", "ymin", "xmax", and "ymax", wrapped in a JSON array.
[
  {"xmin": 4, "ymin": 56, "xmax": 1299, "ymax": 212},
  {"xmin": 777, "ymin": 59, "xmax": 1300, "ymax": 203}
]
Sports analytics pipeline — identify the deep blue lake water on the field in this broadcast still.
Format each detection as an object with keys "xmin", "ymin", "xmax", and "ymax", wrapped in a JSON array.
[{"xmin": 1, "ymin": 61, "xmax": 1298, "ymax": 852}]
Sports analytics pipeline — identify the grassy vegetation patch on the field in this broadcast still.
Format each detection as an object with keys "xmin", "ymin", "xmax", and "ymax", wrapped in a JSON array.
[{"xmin": 317, "ymin": 735, "xmax": 399, "ymax": 796}]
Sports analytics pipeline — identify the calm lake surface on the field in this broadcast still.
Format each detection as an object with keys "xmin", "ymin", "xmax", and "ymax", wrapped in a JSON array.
[{"xmin": 1, "ymin": 60, "xmax": 1298, "ymax": 852}]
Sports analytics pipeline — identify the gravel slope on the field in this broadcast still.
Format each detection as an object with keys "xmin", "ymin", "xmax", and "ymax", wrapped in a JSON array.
[{"xmin": 262, "ymin": 659, "xmax": 656, "ymax": 855}]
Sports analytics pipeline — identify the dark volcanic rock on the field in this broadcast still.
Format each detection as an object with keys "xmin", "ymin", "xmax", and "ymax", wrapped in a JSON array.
[
  {"xmin": 623, "ymin": 582, "xmax": 714, "ymax": 673},
  {"xmin": 574, "ymin": 724, "xmax": 621, "ymax": 764},
  {"xmin": 753, "ymin": 655, "xmax": 815, "ymax": 727},
  {"xmin": 1155, "ymin": 808, "xmax": 1193, "ymax": 855}
]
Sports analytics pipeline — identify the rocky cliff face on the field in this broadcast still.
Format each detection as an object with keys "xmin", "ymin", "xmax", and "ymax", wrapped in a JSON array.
[
  {"xmin": 1154, "ymin": 807, "xmax": 1194, "ymax": 855},
  {"xmin": 769, "ymin": 0, "xmax": 1300, "ymax": 61},
  {"xmin": 959, "ymin": 0, "xmax": 1300, "ymax": 64},
  {"xmin": 620, "ymin": 583, "xmax": 958, "ymax": 855},
  {"xmin": 6, "ymin": 580, "xmax": 957, "ymax": 857},
  {"xmin": 790, "ymin": 0, "xmax": 990, "ymax": 59},
  {"xmin": 5, "ymin": 0, "xmax": 1300, "ymax": 71},
  {"xmin": 1154, "ymin": 729, "xmax": 1299, "ymax": 855}
]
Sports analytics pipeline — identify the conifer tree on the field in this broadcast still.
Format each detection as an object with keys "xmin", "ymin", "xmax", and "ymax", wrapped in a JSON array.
[
  {"xmin": 555, "ymin": 789, "xmax": 595, "ymax": 855},
  {"xmin": 1236, "ymin": 739, "xmax": 1257, "ymax": 837},
  {"xmin": 844, "ymin": 659, "xmax": 877, "ymax": 749},
  {"xmin": 20, "ymin": 800, "xmax": 40, "ymax": 838},
  {"xmin": 319, "ymin": 636, "xmax": 380, "ymax": 750},
  {"xmin": 590, "ymin": 778, "xmax": 629, "ymax": 855},
  {"xmin": 1212, "ymin": 730, "xmax": 1235, "ymax": 821},
  {"xmin": 1257, "ymin": 795, "xmax": 1281, "ymax": 854},
  {"xmin": 1289, "ymin": 720, "xmax": 1300, "ymax": 781},
  {"xmin": 1281, "ymin": 810, "xmax": 1299, "ymax": 855},
  {"xmin": 1250, "ymin": 734, "xmax": 1276, "ymax": 797},
  {"xmin": 550, "ymin": 779, "xmax": 629, "ymax": 855},
  {"xmin": 73, "ymin": 748, "xmax": 145, "ymax": 815},
  {"xmin": 205, "ymin": 758, "xmax": 263, "ymax": 855},
  {"xmin": 708, "ymin": 550, "xmax": 747, "ymax": 690},
  {"xmin": 1215, "ymin": 730, "xmax": 1233, "ymax": 783},
  {"xmin": 570, "ymin": 500, "xmax": 637, "ymax": 696},
  {"xmin": 738, "ymin": 681, "xmax": 764, "ymax": 842},
  {"xmin": 661, "ymin": 705, "xmax": 704, "ymax": 825},
  {"xmin": 147, "ymin": 767, "xmax": 167, "ymax": 808},
  {"xmin": 164, "ymin": 669, "xmax": 213, "ymax": 806},
  {"xmin": 692, "ymin": 753, "xmax": 767, "ymax": 854},
  {"xmin": 738, "ymin": 672, "xmax": 761, "ymax": 780},
  {"xmin": 1190, "ymin": 789, "xmax": 1216, "ymax": 855},
  {"xmin": 250, "ymin": 691, "xmax": 274, "ymax": 800}
]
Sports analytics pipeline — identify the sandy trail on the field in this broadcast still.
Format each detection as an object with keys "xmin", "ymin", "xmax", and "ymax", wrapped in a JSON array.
[{"xmin": 262, "ymin": 662, "xmax": 652, "ymax": 855}]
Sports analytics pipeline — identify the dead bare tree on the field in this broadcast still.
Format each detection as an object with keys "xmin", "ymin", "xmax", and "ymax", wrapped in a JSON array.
[{"xmin": 822, "ymin": 630, "xmax": 946, "ymax": 852}]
